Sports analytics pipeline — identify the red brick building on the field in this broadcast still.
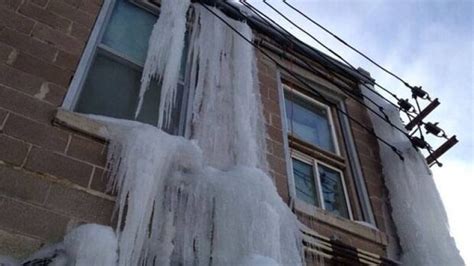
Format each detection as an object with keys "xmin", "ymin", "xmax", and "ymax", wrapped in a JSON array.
[{"xmin": 0, "ymin": 0, "xmax": 400, "ymax": 264}]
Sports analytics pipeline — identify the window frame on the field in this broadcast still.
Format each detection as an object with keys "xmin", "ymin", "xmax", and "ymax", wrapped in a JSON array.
[
  {"xmin": 62, "ymin": 0, "xmax": 116, "ymax": 110},
  {"xmin": 283, "ymin": 83, "xmax": 341, "ymax": 156},
  {"xmin": 291, "ymin": 150, "xmax": 354, "ymax": 220},
  {"xmin": 279, "ymin": 74, "xmax": 375, "ymax": 225},
  {"xmin": 62, "ymin": 0, "xmax": 189, "ymax": 133}
]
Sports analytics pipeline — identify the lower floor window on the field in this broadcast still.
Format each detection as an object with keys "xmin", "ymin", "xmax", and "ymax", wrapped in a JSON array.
[
  {"xmin": 292, "ymin": 156, "xmax": 352, "ymax": 219},
  {"xmin": 67, "ymin": 0, "xmax": 188, "ymax": 134}
]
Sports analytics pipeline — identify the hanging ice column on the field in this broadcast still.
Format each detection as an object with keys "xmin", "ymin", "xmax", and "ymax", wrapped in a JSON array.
[
  {"xmin": 363, "ymin": 86, "xmax": 464, "ymax": 265},
  {"xmin": 103, "ymin": 2, "xmax": 302, "ymax": 266},
  {"xmin": 186, "ymin": 5, "xmax": 267, "ymax": 170},
  {"xmin": 136, "ymin": 0, "xmax": 190, "ymax": 128}
]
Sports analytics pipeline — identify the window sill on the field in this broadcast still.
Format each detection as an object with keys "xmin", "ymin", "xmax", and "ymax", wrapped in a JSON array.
[
  {"xmin": 54, "ymin": 108, "xmax": 109, "ymax": 141},
  {"xmin": 294, "ymin": 198, "xmax": 388, "ymax": 246}
]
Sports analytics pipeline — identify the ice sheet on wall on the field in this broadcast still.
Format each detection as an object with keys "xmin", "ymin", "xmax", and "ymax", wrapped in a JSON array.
[{"xmin": 363, "ymin": 86, "xmax": 464, "ymax": 266}]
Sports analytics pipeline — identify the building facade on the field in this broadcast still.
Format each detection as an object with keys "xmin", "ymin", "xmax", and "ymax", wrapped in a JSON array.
[{"xmin": 0, "ymin": 0, "xmax": 400, "ymax": 264}]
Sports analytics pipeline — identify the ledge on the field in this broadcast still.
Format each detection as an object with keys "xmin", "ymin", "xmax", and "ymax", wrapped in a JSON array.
[
  {"xmin": 54, "ymin": 108, "xmax": 109, "ymax": 141},
  {"xmin": 294, "ymin": 199, "xmax": 388, "ymax": 246}
]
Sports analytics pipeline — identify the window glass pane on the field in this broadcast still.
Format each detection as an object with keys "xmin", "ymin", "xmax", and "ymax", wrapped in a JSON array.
[
  {"xmin": 285, "ymin": 95, "xmax": 335, "ymax": 153},
  {"xmin": 75, "ymin": 51, "xmax": 141, "ymax": 120},
  {"xmin": 76, "ymin": 0, "xmax": 188, "ymax": 131},
  {"xmin": 292, "ymin": 159, "xmax": 319, "ymax": 206},
  {"xmin": 318, "ymin": 164, "xmax": 349, "ymax": 219},
  {"xmin": 101, "ymin": 0, "xmax": 156, "ymax": 65},
  {"xmin": 75, "ymin": 50, "xmax": 161, "ymax": 124}
]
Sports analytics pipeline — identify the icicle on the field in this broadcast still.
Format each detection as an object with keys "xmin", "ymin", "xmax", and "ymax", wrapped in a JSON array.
[
  {"xmin": 187, "ymin": 6, "xmax": 267, "ymax": 171},
  {"xmin": 101, "ymin": 119, "xmax": 203, "ymax": 266},
  {"xmin": 363, "ymin": 86, "xmax": 464, "ymax": 265},
  {"xmin": 98, "ymin": 117, "xmax": 302, "ymax": 265},
  {"xmin": 52, "ymin": 2, "xmax": 301, "ymax": 265},
  {"xmin": 136, "ymin": 0, "xmax": 190, "ymax": 128}
]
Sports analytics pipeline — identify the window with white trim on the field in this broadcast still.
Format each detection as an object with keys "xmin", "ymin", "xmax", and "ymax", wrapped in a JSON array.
[
  {"xmin": 63, "ymin": 0, "xmax": 187, "ymax": 133},
  {"xmin": 284, "ymin": 84, "xmax": 354, "ymax": 220}
]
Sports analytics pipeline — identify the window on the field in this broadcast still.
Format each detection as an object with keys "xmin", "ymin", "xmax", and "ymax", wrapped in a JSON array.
[
  {"xmin": 291, "ymin": 154, "xmax": 352, "ymax": 220},
  {"xmin": 63, "ymin": 0, "xmax": 187, "ymax": 133},
  {"xmin": 284, "ymin": 84, "xmax": 353, "ymax": 220},
  {"xmin": 284, "ymin": 89, "xmax": 339, "ymax": 154}
]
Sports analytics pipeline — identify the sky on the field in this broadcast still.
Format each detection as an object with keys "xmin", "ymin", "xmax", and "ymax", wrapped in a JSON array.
[{"xmin": 247, "ymin": 0, "xmax": 474, "ymax": 264}]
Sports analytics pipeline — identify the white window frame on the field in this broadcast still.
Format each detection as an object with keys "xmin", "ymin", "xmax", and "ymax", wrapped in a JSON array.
[
  {"xmin": 62, "ymin": 0, "xmax": 116, "ymax": 110},
  {"xmin": 291, "ymin": 150, "xmax": 353, "ymax": 220},
  {"xmin": 283, "ymin": 84, "xmax": 341, "ymax": 156},
  {"xmin": 61, "ymin": 0, "xmax": 189, "ymax": 134},
  {"xmin": 277, "ymin": 75, "xmax": 374, "ymax": 224}
]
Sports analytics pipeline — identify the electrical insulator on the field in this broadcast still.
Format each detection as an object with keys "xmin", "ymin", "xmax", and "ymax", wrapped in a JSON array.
[
  {"xmin": 425, "ymin": 122, "xmax": 442, "ymax": 136},
  {"xmin": 411, "ymin": 136, "xmax": 428, "ymax": 149},
  {"xmin": 411, "ymin": 86, "xmax": 428, "ymax": 99},
  {"xmin": 398, "ymin": 98, "xmax": 414, "ymax": 112}
]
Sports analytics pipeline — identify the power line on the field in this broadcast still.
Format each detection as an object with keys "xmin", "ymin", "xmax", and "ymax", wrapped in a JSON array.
[
  {"xmin": 261, "ymin": 1, "xmax": 409, "ymax": 107},
  {"xmin": 231, "ymin": 1, "xmax": 412, "ymax": 141},
  {"xmin": 198, "ymin": 3, "xmax": 405, "ymax": 160},
  {"xmin": 281, "ymin": 0, "xmax": 431, "ymax": 100},
  {"xmin": 273, "ymin": 1, "xmax": 456, "ymax": 167}
]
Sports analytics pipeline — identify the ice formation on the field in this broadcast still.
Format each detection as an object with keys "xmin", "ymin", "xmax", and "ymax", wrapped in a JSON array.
[
  {"xmin": 62, "ymin": 224, "xmax": 118, "ymax": 266},
  {"xmin": 2, "ymin": 2, "xmax": 303, "ymax": 265},
  {"xmin": 0, "ymin": 224, "xmax": 118, "ymax": 266},
  {"xmin": 102, "ymin": 120, "xmax": 301, "ymax": 265},
  {"xmin": 238, "ymin": 254, "xmax": 280, "ymax": 266},
  {"xmin": 136, "ymin": 0, "xmax": 190, "ymax": 128},
  {"xmin": 363, "ymin": 87, "xmax": 464, "ymax": 265},
  {"xmin": 102, "ymin": 3, "xmax": 301, "ymax": 266},
  {"xmin": 186, "ymin": 5, "xmax": 267, "ymax": 170}
]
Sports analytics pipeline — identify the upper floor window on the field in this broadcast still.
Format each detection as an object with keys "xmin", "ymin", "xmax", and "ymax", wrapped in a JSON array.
[
  {"xmin": 284, "ymin": 84, "xmax": 353, "ymax": 220},
  {"xmin": 284, "ymin": 87, "xmax": 339, "ymax": 154},
  {"xmin": 63, "ymin": 0, "xmax": 187, "ymax": 133}
]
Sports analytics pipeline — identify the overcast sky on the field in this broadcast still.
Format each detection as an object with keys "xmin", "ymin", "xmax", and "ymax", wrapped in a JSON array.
[{"xmin": 247, "ymin": 0, "xmax": 473, "ymax": 264}]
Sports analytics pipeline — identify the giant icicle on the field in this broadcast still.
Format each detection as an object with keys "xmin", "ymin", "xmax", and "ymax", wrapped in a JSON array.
[
  {"xmin": 186, "ymin": 5, "xmax": 267, "ymax": 170},
  {"xmin": 363, "ymin": 86, "xmax": 464, "ymax": 265},
  {"xmin": 103, "ymin": 3, "xmax": 302, "ymax": 266},
  {"xmin": 136, "ymin": 0, "xmax": 190, "ymax": 128}
]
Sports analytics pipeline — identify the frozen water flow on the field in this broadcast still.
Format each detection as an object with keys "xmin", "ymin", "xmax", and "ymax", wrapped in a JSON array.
[
  {"xmin": 186, "ymin": 6, "xmax": 267, "ymax": 171},
  {"xmin": 99, "ymin": 3, "xmax": 301, "ymax": 265},
  {"xmin": 0, "ymin": 256, "xmax": 19, "ymax": 266},
  {"xmin": 104, "ymin": 121, "xmax": 204, "ymax": 266},
  {"xmin": 136, "ymin": 0, "xmax": 190, "ymax": 128},
  {"xmin": 3, "ymin": 2, "xmax": 302, "ymax": 265},
  {"xmin": 63, "ymin": 224, "xmax": 118, "ymax": 266},
  {"xmin": 238, "ymin": 254, "xmax": 280, "ymax": 266},
  {"xmin": 363, "ymin": 86, "xmax": 464, "ymax": 265},
  {"xmin": 100, "ymin": 120, "xmax": 301, "ymax": 265},
  {"xmin": 11, "ymin": 224, "xmax": 118, "ymax": 266}
]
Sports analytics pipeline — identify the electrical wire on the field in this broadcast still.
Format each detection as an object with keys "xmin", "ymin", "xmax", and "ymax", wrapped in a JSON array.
[
  {"xmin": 281, "ymin": 0, "xmax": 430, "ymax": 98},
  {"xmin": 198, "ymin": 3, "xmax": 405, "ymax": 160},
  {"xmin": 249, "ymin": 0, "xmax": 417, "ymax": 121},
  {"xmin": 231, "ymin": 1, "xmax": 412, "ymax": 141},
  {"xmin": 262, "ymin": 1, "xmax": 408, "ymax": 105}
]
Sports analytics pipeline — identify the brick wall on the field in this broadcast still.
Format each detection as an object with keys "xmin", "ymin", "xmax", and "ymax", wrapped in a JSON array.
[
  {"xmin": 0, "ymin": 0, "xmax": 399, "ymax": 261},
  {"xmin": 0, "ymin": 0, "xmax": 111, "ymax": 258},
  {"xmin": 256, "ymin": 50, "xmax": 399, "ymax": 259}
]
